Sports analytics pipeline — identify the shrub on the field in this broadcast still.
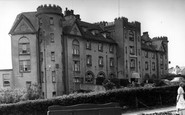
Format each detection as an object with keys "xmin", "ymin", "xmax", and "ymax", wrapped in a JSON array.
[
  {"xmin": 0, "ymin": 84, "xmax": 43, "ymax": 104},
  {"xmin": 0, "ymin": 85, "xmax": 178, "ymax": 115}
]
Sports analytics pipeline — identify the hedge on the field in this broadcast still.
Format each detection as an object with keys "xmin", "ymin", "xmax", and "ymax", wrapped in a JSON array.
[{"xmin": 0, "ymin": 85, "xmax": 179, "ymax": 115}]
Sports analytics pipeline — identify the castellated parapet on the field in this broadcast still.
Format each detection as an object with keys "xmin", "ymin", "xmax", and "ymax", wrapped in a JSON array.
[
  {"xmin": 114, "ymin": 17, "xmax": 141, "ymax": 29},
  {"xmin": 153, "ymin": 36, "xmax": 168, "ymax": 42},
  {"xmin": 37, "ymin": 4, "xmax": 62, "ymax": 15}
]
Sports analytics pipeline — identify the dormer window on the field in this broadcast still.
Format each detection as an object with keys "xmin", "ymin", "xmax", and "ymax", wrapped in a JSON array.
[
  {"xmin": 102, "ymin": 33, "xmax": 106, "ymax": 38},
  {"xmin": 91, "ymin": 31, "xmax": 96, "ymax": 35},
  {"xmin": 82, "ymin": 27, "xmax": 87, "ymax": 32},
  {"xmin": 91, "ymin": 30, "xmax": 99, "ymax": 35}
]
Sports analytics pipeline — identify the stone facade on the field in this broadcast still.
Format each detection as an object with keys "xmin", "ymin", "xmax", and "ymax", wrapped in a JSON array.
[{"xmin": 8, "ymin": 4, "xmax": 169, "ymax": 98}]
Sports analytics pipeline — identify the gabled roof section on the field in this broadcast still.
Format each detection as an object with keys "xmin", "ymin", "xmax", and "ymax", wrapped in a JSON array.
[
  {"xmin": 9, "ymin": 12, "xmax": 37, "ymax": 35},
  {"xmin": 152, "ymin": 40, "xmax": 165, "ymax": 52},
  {"xmin": 69, "ymin": 23, "xmax": 82, "ymax": 36},
  {"xmin": 63, "ymin": 19, "xmax": 116, "ymax": 44}
]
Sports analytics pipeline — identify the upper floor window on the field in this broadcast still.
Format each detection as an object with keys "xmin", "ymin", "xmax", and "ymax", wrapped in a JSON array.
[
  {"xmin": 73, "ymin": 60, "xmax": 80, "ymax": 72},
  {"xmin": 130, "ymin": 46, "xmax": 134, "ymax": 55},
  {"xmin": 19, "ymin": 37, "xmax": 30, "ymax": 55},
  {"xmin": 99, "ymin": 56, "xmax": 104, "ymax": 67},
  {"xmin": 98, "ymin": 42, "xmax": 103, "ymax": 52},
  {"xmin": 39, "ymin": 18, "xmax": 42, "ymax": 26},
  {"xmin": 145, "ymin": 61, "xmax": 149, "ymax": 70},
  {"xmin": 52, "ymin": 71, "xmax": 56, "ymax": 83},
  {"xmin": 152, "ymin": 53, "xmax": 155, "ymax": 59},
  {"xmin": 109, "ymin": 44, "xmax": 114, "ymax": 53},
  {"xmin": 72, "ymin": 40, "xmax": 80, "ymax": 56},
  {"xmin": 49, "ymin": 17, "xmax": 54, "ymax": 25},
  {"xmin": 110, "ymin": 58, "xmax": 114, "ymax": 67},
  {"xmin": 86, "ymin": 41, "xmax": 91, "ymax": 50},
  {"xmin": 86, "ymin": 55, "xmax": 92, "ymax": 66},
  {"xmin": 3, "ymin": 74, "xmax": 10, "ymax": 87},
  {"xmin": 145, "ymin": 51, "xmax": 148, "ymax": 58},
  {"xmin": 51, "ymin": 52, "xmax": 55, "ymax": 61},
  {"xmin": 130, "ymin": 59, "xmax": 135, "ymax": 69},
  {"xmin": 19, "ymin": 60, "xmax": 31, "ymax": 73},
  {"xmin": 129, "ymin": 31, "xmax": 134, "ymax": 41},
  {"xmin": 152, "ymin": 62, "xmax": 155, "ymax": 70},
  {"xmin": 50, "ymin": 33, "xmax": 54, "ymax": 43}
]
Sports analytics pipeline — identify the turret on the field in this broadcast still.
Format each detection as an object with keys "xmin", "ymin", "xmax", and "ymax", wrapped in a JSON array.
[{"xmin": 37, "ymin": 4, "xmax": 62, "ymax": 16}]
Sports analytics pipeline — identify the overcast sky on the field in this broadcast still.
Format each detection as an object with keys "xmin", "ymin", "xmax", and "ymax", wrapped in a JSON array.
[{"xmin": 0, "ymin": 0, "xmax": 184, "ymax": 69}]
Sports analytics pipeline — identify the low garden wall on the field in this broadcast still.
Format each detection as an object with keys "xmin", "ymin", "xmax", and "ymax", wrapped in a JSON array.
[{"xmin": 0, "ymin": 85, "xmax": 178, "ymax": 115}]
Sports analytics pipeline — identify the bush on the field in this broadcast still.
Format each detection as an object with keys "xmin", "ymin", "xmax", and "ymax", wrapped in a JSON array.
[
  {"xmin": 0, "ymin": 84, "xmax": 43, "ymax": 104},
  {"xmin": 0, "ymin": 85, "xmax": 178, "ymax": 115}
]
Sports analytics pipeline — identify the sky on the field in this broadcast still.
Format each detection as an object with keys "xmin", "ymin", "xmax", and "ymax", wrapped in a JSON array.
[{"xmin": 0, "ymin": 0, "xmax": 185, "ymax": 69}]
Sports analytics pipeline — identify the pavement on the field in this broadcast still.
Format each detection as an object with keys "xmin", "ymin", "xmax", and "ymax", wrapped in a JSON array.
[{"xmin": 122, "ymin": 106, "xmax": 176, "ymax": 115}]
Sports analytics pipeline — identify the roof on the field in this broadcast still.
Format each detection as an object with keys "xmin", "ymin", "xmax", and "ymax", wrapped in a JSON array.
[
  {"xmin": 9, "ymin": 12, "xmax": 38, "ymax": 34},
  {"xmin": 141, "ymin": 42, "xmax": 156, "ymax": 51},
  {"xmin": 63, "ymin": 19, "xmax": 116, "ymax": 44}
]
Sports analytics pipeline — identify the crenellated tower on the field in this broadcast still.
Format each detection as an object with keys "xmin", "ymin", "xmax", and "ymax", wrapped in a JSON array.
[{"xmin": 36, "ymin": 4, "xmax": 64, "ymax": 98}]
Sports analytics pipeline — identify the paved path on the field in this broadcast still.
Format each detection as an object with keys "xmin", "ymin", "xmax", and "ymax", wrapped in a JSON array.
[{"xmin": 122, "ymin": 106, "xmax": 176, "ymax": 115}]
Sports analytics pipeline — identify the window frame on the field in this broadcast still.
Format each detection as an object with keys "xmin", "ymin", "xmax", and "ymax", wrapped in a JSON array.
[
  {"xmin": 72, "ymin": 40, "xmax": 80, "ymax": 56},
  {"xmin": 73, "ymin": 60, "xmax": 80, "ymax": 72},
  {"xmin": 19, "ymin": 60, "xmax": 31, "ymax": 73},
  {"xmin": 98, "ymin": 42, "xmax": 103, "ymax": 52},
  {"xmin": 86, "ymin": 55, "xmax": 92, "ymax": 66},
  {"xmin": 98, "ymin": 56, "xmax": 104, "ymax": 67}
]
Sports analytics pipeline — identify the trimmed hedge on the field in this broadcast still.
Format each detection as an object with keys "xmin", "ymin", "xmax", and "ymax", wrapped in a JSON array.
[{"xmin": 0, "ymin": 85, "xmax": 178, "ymax": 115}]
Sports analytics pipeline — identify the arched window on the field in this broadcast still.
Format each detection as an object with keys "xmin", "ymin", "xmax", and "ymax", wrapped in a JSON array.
[
  {"xmin": 96, "ymin": 71, "xmax": 106, "ymax": 85},
  {"xmin": 85, "ymin": 71, "xmax": 94, "ymax": 84},
  {"xmin": 72, "ymin": 39, "xmax": 80, "ymax": 56},
  {"xmin": 19, "ymin": 37, "xmax": 30, "ymax": 55},
  {"xmin": 109, "ymin": 73, "xmax": 115, "ymax": 79}
]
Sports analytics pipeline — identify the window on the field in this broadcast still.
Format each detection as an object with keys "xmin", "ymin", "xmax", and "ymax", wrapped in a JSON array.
[
  {"xmin": 3, "ymin": 74, "xmax": 10, "ymax": 87},
  {"xmin": 19, "ymin": 37, "xmax": 30, "ymax": 55},
  {"xmin": 109, "ymin": 44, "xmax": 114, "ymax": 53},
  {"xmin": 125, "ymin": 47, "xmax": 127, "ymax": 54},
  {"xmin": 50, "ymin": 33, "xmax": 54, "ymax": 43},
  {"xmin": 52, "ymin": 71, "xmax": 56, "ymax": 83},
  {"xmin": 51, "ymin": 52, "xmax": 55, "ymax": 61},
  {"xmin": 145, "ymin": 51, "xmax": 148, "ymax": 58},
  {"xmin": 130, "ymin": 46, "xmax": 134, "ymax": 55},
  {"xmin": 99, "ymin": 56, "xmax": 103, "ymax": 67},
  {"xmin": 85, "ymin": 71, "xmax": 94, "ymax": 84},
  {"xmin": 129, "ymin": 31, "xmax": 134, "ymax": 41},
  {"xmin": 145, "ymin": 61, "xmax": 148, "ymax": 70},
  {"xmin": 26, "ymin": 81, "xmax": 31, "ymax": 89},
  {"xmin": 130, "ymin": 59, "xmax": 135, "ymax": 69},
  {"xmin": 41, "ymin": 71, "xmax": 44, "ymax": 83},
  {"xmin": 40, "ymin": 52, "xmax": 43, "ymax": 62},
  {"xmin": 39, "ymin": 18, "xmax": 42, "ymax": 26},
  {"xmin": 98, "ymin": 42, "xmax": 103, "ymax": 52},
  {"xmin": 138, "ymin": 49, "xmax": 140, "ymax": 56},
  {"xmin": 52, "ymin": 91, "xmax": 56, "ymax": 97},
  {"xmin": 152, "ymin": 53, "xmax": 155, "ymax": 59},
  {"xmin": 110, "ymin": 58, "xmax": 114, "ymax": 67},
  {"xmin": 152, "ymin": 62, "xmax": 155, "ymax": 70},
  {"xmin": 74, "ymin": 61, "xmax": 80, "ymax": 72},
  {"xmin": 49, "ymin": 17, "xmax": 54, "ymax": 25},
  {"xmin": 86, "ymin": 55, "xmax": 92, "ymax": 66},
  {"xmin": 72, "ymin": 40, "xmax": 80, "ymax": 56},
  {"xmin": 126, "ymin": 60, "xmax": 128, "ymax": 69},
  {"xmin": 19, "ymin": 60, "xmax": 31, "ymax": 72},
  {"xmin": 86, "ymin": 41, "xmax": 91, "ymax": 50}
]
